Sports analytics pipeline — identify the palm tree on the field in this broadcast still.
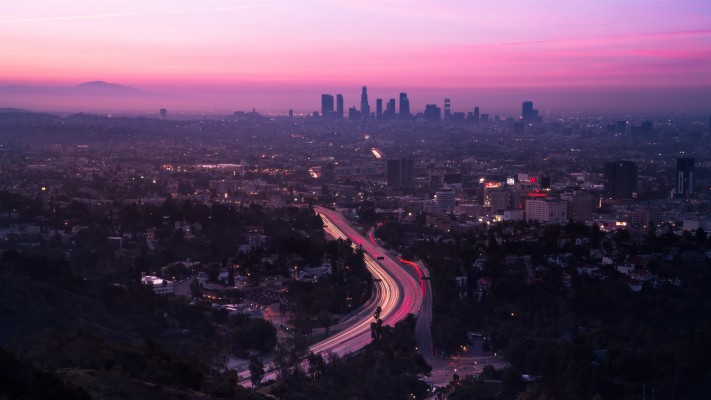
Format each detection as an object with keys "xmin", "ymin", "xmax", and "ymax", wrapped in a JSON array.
[{"xmin": 248, "ymin": 356, "xmax": 265, "ymax": 387}]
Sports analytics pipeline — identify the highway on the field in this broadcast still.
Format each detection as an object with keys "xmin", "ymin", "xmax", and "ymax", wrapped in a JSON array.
[
  {"xmin": 316, "ymin": 207, "xmax": 423, "ymax": 336},
  {"xmin": 238, "ymin": 206, "xmax": 424, "ymax": 386}
]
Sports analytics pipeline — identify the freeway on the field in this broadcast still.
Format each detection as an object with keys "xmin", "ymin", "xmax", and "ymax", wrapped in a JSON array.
[
  {"xmin": 238, "ymin": 206, "xmax": 424, "ymax": 386},
  {"xmin": 316, "ymin": 207, "xmax": 423, "ymax": 334}
]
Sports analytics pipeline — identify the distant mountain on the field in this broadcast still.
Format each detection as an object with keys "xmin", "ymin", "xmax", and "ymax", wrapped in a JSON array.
[
  {"xmin": 0, "ymin": 81, "xmax": 173, "ymax": 113},
  {"xmin": 0, "ymin": 81, "xmax": 146, "ymax": 97},
  {"xmin": 74, "ymin": 80, "xmax": 144, "ymax": 95},
  {"xmin": 0, "ymin": 107, "xmax": 33, "ymax": 113}
]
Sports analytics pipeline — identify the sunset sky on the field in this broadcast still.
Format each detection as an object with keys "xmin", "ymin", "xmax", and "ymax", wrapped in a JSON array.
[{"xmin": 1, "ymin": 0, "xmax": 710, "ymax": 114}]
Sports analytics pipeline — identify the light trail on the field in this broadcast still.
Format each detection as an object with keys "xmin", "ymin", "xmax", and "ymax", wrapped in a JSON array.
[{"xmin": 239, "ymin": 207, "xmax": 424, "ymax": 386}]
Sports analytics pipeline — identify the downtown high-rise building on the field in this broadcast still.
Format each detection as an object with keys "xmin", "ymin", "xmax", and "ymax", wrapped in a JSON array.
[
  {"xmin": 676, "ymin": 158, "xmax": 695, "ymax": 197},
  {"xmin": 386, "ymin": 99, "xmax": 396, "ymax": 118},
  {"xmin": 522, "ymin": 101, "xmax": 540, "ymax": 123},
  {"xmin": 444, "ymin": 98, "xmax": 451, "ymax": 120},
  {"xmin": 376, "ymin": 99, "xmax": 383, "ymax": 119},
  {"xmin": 604, "ymin": 161, "xmax": 638, "ymax": 199},
  {"xmin": 336, "ymin": 94, "xmax": 344, "ymax": 119},
  {"xmin": 348, "ymin": 106, "xmax": 361, "ymax": 121},
  {"xmin": 424, "ymin": 104, "xmax": 441, "ymax": 121},
  {"xmin": 360, "ymin": 86, "xmax": 370, "ymax": 119},
  {"xmin": 468, "ymin": 106, "xmax": 480, "ymax": 124},
  {"xmin": 321, "ymin": 94, "xmax": 334, "ymax": 118},
  {"xmin": 399, "ymin": 93, "xmax": 410, "ymax": 118}
]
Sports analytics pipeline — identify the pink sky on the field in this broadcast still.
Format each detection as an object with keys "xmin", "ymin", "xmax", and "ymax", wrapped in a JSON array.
[{"xmin": 1, "ymin": 0, "xmax": 710, "ymax": 114}]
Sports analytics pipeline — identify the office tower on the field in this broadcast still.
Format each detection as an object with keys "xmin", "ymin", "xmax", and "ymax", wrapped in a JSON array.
[
  {"xmin": 386, "ymin": 160, "xmax": 401, "ymax": 187},
  {"xmin": 424, "ymin": 104, "xmax": 441, "ymax": 121},
  {"xmin": 399, "ymin": 93, "xmax": 410, "ymax": 118},
  {"xmin": 159, "ymin": 108, "xmax": 167, "ymax": 119},
  {"xmin": 488, "ymin": 190, "xmax": 511, "ymax": 211},
  {"xmin": 521, "ymin": 101, "xmax": 540, "ymax": 123},
  {"xmin": 451, "ymin": 112, "xmax": 465, "ymax": 121},
  {"xmin": 376, "ymin": 99, "xmax": 383, "ymax": 119},
  {"xmin": 386, "ymin": 99, "xmax": 396, "ymax": 118},
  {"xmin": 360, "ymin": 86, "xmax": 370, "ymax": 119},
  {"xmin": 435, "ymin": 188, "xmax": 456, "ymax": 214},
  {"xmin": 386, "ymin": 159, "xmax": 414, "ymax": 188},
  {"xmin": 676, "ymin": 158, "xmax": 695, "ymax": 197},
  {"xmin": 321, "ymin": 94, "xmax": 334, "ymax": 118},
  {"xmin": 604, "ymin": 161, "xmax": 638, "ymax": 199},
  {"xmin": 444, "ymin": 98, "xmax": 451, "ymax": 120},
  {"xmin": 522, "ymin": 101, "xmax": 532, "ymax": 118},
  {"xmin": 561, "ymin": 192, "xmax": 595, "ymax": 222},
  {"xmin": 288, "ymin": 109, "xmax": 293, "ymax": 118},
  {"xmin": 525, "ymin": 198, "xmax": 567, "ymax": 223},
  {"xmin": 474, "ymin": 107, "xmax": 480, "ymax": 121},
  {"xmin": 336, "ymin": 94, "xmax": 344, "ymax": 119},
  {"xmin": 348, "ymin": 106, "xmax": 361, "ymax": 121}
]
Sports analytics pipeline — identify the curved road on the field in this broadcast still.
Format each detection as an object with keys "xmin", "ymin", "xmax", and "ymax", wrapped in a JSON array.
[
  {"xmin": 239, "ymin": 207, "xmax": 424, "ymax": 386},
  {"xmin": 315, "ymin": 206, "xmax": 423, "ymax": 355}
]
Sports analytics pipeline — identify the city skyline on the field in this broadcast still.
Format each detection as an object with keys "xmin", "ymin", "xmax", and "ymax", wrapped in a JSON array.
[{"xmin": 1, "ymin": 0, "xmax": 710, "ymax": 113}]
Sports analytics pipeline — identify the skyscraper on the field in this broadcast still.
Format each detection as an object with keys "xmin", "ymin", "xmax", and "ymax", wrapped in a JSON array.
[
  {"xmin": 424, "ymin": 104, "xmax": 441, "ymax": 121},
  {"xmin": 444, "ymin": 98, "xmax": 451, "ymax": 120},
  {"xmin": 604, "ymin": 161, "xmax": 638, "ymax": 199},
  {"xmin": 336, "ymin": 94, "xmax": 344, "ymax": 119},
  {"xmin": 676, "ymin": 158, "xmax": 695, "ymax": 197},
  {"xmin": 348, "ymin": 106, "xmax": 361, "ymax": 121},
  {"xmin": 387, "ymin": 159, "xmax": 414, "ymax": 188},
  {"xmin": 159, "ymin": 108, "xmax": 167, "ymax": 119},
  {"xmin": 385, "ymin": 99, "xmax": 396, "ymax": 119},
  {"xmin": 376, "ymin": 99, "xmax": 383, "ymax": 119},
  {"xmin": 522, "ymin": 101, "xmax": 540, "ymax": 123},
  {"xmin": 360, "ymin": 86, "xmax": 370, "ymax": 119},
  {"xmin": 399, "ymin": 93, "xmax": 410, "ymax": 118},
  {"xmin": 321, "ymin": 94, "xmax": 334, "ymax": 118}
]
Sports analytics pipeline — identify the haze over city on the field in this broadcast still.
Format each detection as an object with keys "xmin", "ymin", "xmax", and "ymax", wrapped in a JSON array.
[
  {"xmin": 1, "ymin": 0, "xmax": 710, "ymax": 114},
  {"xmin": 3, "ymin": 1, "xmax": 711, "ymax": 400}
]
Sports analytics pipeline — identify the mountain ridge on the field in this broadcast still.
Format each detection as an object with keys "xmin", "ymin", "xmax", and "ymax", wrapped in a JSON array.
[{"xmin": 0, "ymin": 81, "xmax": 147, "ymax": 96}]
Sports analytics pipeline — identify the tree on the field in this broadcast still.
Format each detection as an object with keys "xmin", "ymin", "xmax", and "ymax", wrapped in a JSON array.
[
  {"xmin": 227, "ymin": 265, "xmax": 235, "ymax": 286},
  {"xmin": 695, "ymin": 227, "xmax": 706, "ymax": 247},
  {"xmin": 307, "ymin": 352, "xmax": 326, "ymax": 381},
  {"xmin": 318, "ymin": 311, "xmax": 332, "ymax": 336},
  {"xmin": 189, "ymin": 278, "xmax": 202, "ymax": 298},
  {"xmin": 230, "ymin": 318, "xmax": 277, "ymax": 354},
  {"xmin": 249, "ymin": 356, "xmax": 265, "ymax": 387},
  {"xmin": 591, "ymin": 223, "xmax": 601, "ymax": 247}
]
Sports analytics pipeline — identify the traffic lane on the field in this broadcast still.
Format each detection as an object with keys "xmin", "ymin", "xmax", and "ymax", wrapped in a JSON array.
[{"xmin": 239, "ymin": 208, "xmax": 422, "ymax": 387}]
